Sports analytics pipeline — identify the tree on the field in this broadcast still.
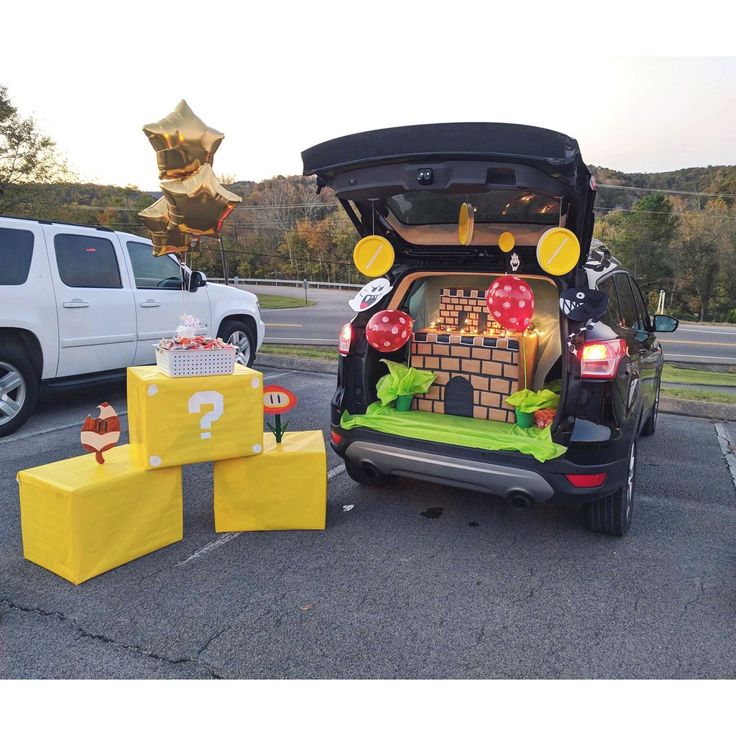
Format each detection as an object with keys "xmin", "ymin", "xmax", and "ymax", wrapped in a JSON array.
[
  {"xmin": 606, "ymin": 192, "xmax": 677, "ymax": 288},
  {"xmin": 0, "ymin": 85, "xmax": 72, "ymax": 211},
  {"xmin": 672, "ymin": 199, "xmax": 732, "ymax": 321}
]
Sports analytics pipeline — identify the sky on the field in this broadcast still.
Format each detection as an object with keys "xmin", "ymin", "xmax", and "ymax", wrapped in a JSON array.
[{"xmin": 2, "ymin": 2, "xmax": 735, "ymax": 191}]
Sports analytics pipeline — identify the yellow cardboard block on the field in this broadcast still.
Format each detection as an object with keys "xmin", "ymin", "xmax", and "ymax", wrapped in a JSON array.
[
  {"xmin": 127, "ymin": 364, "xmax": 264, "ymax": 469},
  {"xmin": 17, "ymin": 445, "xmax": 182, "ymax": 585},
  {"xmin": 214, "ymin": 430, "xmax": 327, "ymax": 532}
]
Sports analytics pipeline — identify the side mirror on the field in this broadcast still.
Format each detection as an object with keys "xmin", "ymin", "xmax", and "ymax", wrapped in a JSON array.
[
  {"xmin": 189, "ymin": 270, "xmax": 207, "ymax": 293},
  {"xmin": 653, "ymin": 314, "xmax": 678, "ymax": 333}
]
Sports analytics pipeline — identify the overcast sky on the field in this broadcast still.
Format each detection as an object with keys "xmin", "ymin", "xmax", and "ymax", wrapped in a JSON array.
[{"xmin": 2, "ymin": 3, "xmax": 735, "ymax": 191}]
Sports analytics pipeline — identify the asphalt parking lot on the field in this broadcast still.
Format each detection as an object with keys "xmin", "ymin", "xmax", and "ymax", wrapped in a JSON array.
[{"xmin": 2, "ymin": 366, "xmax": 736, "ymax": 679}]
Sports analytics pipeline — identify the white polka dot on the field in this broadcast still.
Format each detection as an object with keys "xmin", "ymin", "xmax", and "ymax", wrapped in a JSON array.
[
  {"xmin": 384, "ymin": 341, "xmax": 391, "ymax": 347},
  {"xmin": 391, "ymin": 326, "xmax": 398, "ymax": 334},
  {"xmin": 399, "ymin": 317, "xmax": 406, "ymax": 324},
  {"xmin": 252, "ymin": 443, "xmax": 262, "ymax": 454},
  {"xmin": 401, "ymin": 330, "xmax": 407, "ymax": 339},
  {"xmin": 149, "ymin": 455, "xmax": 162, "ymax": 467},
  {"xmin": 509, "ymin": 317, "xmax": 517, "ymax": 324},
  {"xmin": 503, "ymin": 301, "xmax": 511, "ymax": 309},
  {"xmin": 519, "ymin": 300, "xmax": 526, "ymax": 307},
  {"xmin": 251, "ymin": 377, "xmax": 260, "ymax": 389},
  {"xmin": 494, "ymin": 311, "xmax": 502, "ymax": 318},
  {"xmin": 504, "ymin": 285, "xmax": 512, "ymax": 292},
  {"xmin": 382, "ymin": 316, "xmax": 389, "ymax": 322},
  {"xmin": 147, "ymin": 385, "xmax": 158, "ymax": 396}
]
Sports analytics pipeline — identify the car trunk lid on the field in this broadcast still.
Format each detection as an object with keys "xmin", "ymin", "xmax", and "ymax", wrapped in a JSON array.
[{"xmin": 302, "ymin": 123, "xmax": 596, "ymax": 278}]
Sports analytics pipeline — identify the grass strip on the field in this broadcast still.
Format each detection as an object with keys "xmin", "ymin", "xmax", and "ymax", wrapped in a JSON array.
[{"xmin": 259, "ymin": 345, "xmax": 338, "ymax": 360}]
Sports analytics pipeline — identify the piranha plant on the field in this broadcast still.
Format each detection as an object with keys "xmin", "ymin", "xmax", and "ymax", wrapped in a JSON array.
[
  {"xmin": 376, "ymin": 359, "xmax": 436, "ymax": 411},
  {"xmin": 505, "ymin": 388, "xmax": 559, "ymax": 429}
]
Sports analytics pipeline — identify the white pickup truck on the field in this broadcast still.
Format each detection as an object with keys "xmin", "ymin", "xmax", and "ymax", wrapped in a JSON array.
[{"xmin": 0, "ymin": 216, "xmax": 265, "ymax": 436}]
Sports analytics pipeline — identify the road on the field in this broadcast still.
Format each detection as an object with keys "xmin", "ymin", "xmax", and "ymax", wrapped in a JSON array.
[
  {"xmin": 250, "ymin": 285, "xmax": 736, "ymax": 366},
  {"xmin": 2, "ymin": 364, "xmax": 736, "ymax": 678}
]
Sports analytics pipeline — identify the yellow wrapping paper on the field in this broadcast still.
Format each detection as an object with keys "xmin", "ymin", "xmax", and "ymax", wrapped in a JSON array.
[
  {"xmin": 127, "ymin": 364, "xmax": 264, "ymax": 469},
  {"xmin": 17, "ymin": 445, "xmax": 182, "ymax": 585},
  {"xmin": 214, "ymin": 430, "xmax": 327, "ymax": 532}
]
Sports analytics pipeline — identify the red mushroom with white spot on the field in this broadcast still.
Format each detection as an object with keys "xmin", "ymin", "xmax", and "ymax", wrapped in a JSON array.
[
  {"xmin": 365, "ymin": 310, "xmax": 414, "ymax": 353},
  {"xmin": 485, "ymin": 275, "xmax": 535, "ymax": 331}
]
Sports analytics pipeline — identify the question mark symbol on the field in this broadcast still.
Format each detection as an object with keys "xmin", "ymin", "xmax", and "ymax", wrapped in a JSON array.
[{"xmin": 188, "ymin": 391, "xmax": 224, "ymax": 439}]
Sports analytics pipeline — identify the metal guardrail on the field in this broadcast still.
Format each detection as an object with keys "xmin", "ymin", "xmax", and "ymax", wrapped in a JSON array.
[{"xmin": 207, "ymin": 277, "xmax": 360, "ymax": 290}]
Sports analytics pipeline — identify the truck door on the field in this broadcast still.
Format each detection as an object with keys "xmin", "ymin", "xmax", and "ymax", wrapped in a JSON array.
[
  {"xmin": 122, "ymin": 240, "xmax": 212, "ymax": 365},
  {"xmin": 44, "ymin": 225, "xmax": 136, "ymax": 376}
]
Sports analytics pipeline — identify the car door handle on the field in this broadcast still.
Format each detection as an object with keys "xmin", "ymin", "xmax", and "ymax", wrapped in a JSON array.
[
  {"xmin": 140, "ymin": 300, "xmax": 161, "ymax": 308},
  {"xmin": 62, "ymin": 299, "xmax": 89, "ymax": 308}
]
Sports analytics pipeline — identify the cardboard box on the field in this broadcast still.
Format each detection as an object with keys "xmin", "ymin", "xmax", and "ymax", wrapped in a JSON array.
[
  {"xmin": 213, "ymin": 430, "xmax": 327, "ymax": 532},
  {"xmin": 127, "ymin": 364, "xmax": 264, "ymax": 469},
  {"xmin": 17, "ymin": 445, "xmax": 182, "ymax": 585}
]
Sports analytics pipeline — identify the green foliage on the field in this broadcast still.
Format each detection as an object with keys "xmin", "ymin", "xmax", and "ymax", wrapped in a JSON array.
[
  {"xmin": 661, "ymin": 387, "xmax": 736, "ymax": 405},
  {"xmin": 662, "ymin": 365, "xmax": 736, "ymax": 387}
]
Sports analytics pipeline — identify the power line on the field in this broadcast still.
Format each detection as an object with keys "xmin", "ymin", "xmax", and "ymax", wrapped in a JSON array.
[
  {"xmin": 593, "ymin": 205, "xmax": 736, "ymax": 220},
  {"xmin": 597, "ymin": 183, "xmax": 736, "ymax": 200}
]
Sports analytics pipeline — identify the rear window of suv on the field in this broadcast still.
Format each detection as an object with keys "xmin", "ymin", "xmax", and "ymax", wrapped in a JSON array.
[
  {"xmin": 386, "ymin": 190, "xmax": 560, "ymax": 225},
  {"xmin": 0, "ymin": 228, "xmax": 34, "ymax": 285}
]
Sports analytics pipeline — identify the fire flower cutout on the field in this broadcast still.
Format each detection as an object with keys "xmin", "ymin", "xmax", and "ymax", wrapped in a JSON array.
[
  {"xmin": 138, "ymin": 100, "xmax": 242, "ymax": 256},
  {"xmin": 81, "ymin": 402, "xmax": 121, "ymax": 464}
]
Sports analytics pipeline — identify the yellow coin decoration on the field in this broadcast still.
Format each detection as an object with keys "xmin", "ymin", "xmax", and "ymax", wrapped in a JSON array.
[
  {"xmin": 353, "ymin": 235, "xmax": 395, "ymax": 277},
  {"xmin": 458, "ymin": 202, "xmax": 475, "ymax": 245},
  {"xmin": 536, "ymin": 227, "xmax": 581, "ymax": 276},
  {"xmin": 498, "ymin": 231, "xmax": 515, "ymax": 253}
]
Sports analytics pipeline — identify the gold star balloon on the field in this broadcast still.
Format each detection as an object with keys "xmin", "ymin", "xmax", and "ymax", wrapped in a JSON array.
[
  {"xmin": 161, "ymin": 163, "xmax": 241, "ymax": 236},
  {"xmin": 137, "ymin": 197, "xmax": 193, "ymax": 257},
  {"xmin": 143, "ymin": 100, "xmax": 224, "ymax": 180}
]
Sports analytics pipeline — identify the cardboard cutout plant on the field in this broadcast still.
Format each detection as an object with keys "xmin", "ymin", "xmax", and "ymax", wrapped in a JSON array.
[{"xmin": 376, "ymin": 359, "xmax": 436, "ymax": 411}]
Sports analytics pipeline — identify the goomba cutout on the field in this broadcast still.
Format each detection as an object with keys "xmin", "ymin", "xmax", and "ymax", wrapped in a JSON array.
[
  {"xmin": 348, "ymin": 277, "xmax": 393, "ymax": 312},
  {"xmin": 559, "ymin": 288, "xmax": 608, "ymax": 322}
]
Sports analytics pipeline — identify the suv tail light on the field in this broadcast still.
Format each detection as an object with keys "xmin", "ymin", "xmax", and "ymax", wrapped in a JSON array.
[
  {"xmin": 338, "ymin": 322, "xmax": 353, "ymax": 356},
  {"xmin": 565, "ymin": 472, "xmax": 608, "ymax": 488},
  {"xmin": 580, "ymin": 339, "xmax": 627, "ymax": 379}
]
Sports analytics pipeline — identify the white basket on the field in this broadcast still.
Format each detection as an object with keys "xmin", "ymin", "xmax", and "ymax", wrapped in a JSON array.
[{"xmin": 155, "ymin": 347, "xmax": 237, "ymax": 377}]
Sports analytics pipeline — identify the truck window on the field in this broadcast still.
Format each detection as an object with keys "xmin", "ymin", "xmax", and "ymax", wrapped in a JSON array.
[
  {"xmin": 0, "ymin": 228, "xmax": 34, "ymax": 285},
  {"xmin": 54, "ymin": 234, "xmax": 122, "ymax": 288},
  {"xmin": 126, "ymin": 242, "xmax": 183, "ymax": 289}
]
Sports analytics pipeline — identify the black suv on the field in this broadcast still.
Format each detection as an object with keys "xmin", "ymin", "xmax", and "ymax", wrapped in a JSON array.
[{"xmin": 302, "ymin": 123, "xmax": 678, "ymax": 536}]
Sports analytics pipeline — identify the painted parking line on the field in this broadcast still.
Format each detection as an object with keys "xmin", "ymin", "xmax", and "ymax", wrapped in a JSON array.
[
  {"xmin": 265, "ymin": 323, "xmax": 304, "ymax": 328},
  {"xmin": 174, "ymin": 464, "xmax": 346, "ymax": 568},
  {"xmin": 715, "ymin": 423, "xmax": 736, "ymax": 494}
]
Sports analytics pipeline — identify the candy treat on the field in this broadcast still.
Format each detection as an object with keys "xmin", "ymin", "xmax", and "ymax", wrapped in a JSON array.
[{"xmin": 157, "ymin": 314, "xmax": 235, "ymax": 352}]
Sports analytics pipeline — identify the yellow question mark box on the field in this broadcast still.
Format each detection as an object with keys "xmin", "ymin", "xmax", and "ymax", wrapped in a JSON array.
[{"xmin": 127, "ymin": 365, "xmax": 264, "ymax": 470}]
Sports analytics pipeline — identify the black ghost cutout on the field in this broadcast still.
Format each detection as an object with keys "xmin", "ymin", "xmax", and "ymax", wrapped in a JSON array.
[{"xmin": 559, "ymin": 288, "xmax": 608, "ymax": 322}]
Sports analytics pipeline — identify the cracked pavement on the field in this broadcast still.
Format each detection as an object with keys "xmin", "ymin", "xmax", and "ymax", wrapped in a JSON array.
[{"xmin": 2, "ymin": 367, "xmax": 736, "ymax": 678}]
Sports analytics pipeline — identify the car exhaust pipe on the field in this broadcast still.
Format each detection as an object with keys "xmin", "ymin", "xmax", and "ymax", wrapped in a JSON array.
[
  {"xmin": 509, "ymin": 492, "xmax": 533, "ymax": 510},
  {"xmin": 360, "ymin": 461, "xmax": 381, "ymax": 479}
]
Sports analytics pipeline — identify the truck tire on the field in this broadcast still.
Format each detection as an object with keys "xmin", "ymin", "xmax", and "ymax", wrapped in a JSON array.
[
  {"xmin": 217, "ymin": 320, "xmax": 255, "ymax": 367},
  {"xmin": 0, "ymin": 341, "xmax": 40, "ymax": 437},
  {"xmin": 344, "ymin": 458, "xmax": 395, "ymax": 487},
  {"xmin": 582, "ymin": 439, "xmax": 637, "ymax": 536}
]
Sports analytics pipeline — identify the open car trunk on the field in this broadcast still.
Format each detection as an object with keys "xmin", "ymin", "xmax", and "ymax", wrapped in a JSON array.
[{"xmin": 303, "ymin": 124, "xmax": 597, "ymax": 460}]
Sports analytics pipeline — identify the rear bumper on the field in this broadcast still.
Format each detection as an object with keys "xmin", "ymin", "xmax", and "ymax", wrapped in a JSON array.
[{"xmin": 332, "ymin": 426, "xmax": 630, "ymax": 504}]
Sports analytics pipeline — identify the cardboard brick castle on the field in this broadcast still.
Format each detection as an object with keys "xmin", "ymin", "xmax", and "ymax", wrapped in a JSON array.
[{"xmin": 410, "ymin": 287, "xmax": 538, "ymax": 422}]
